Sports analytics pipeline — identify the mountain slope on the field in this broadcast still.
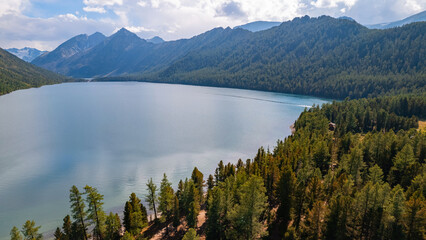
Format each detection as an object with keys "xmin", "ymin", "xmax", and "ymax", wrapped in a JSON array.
[
  {"xmin": 32, "ymin": 32, "xmax": 106, "ymax": 72},
  {"xmin": 6, "ymin": 47, "xmax": 48, "ymax": 62},
  {"xmin": 33, "ymin": 27, "xmax": 251, "ymax": 77},
  {"xmin": 234, "ymin": 21, "xmax": 281, "ymax": 32},
  {"xmin": 367, "ymin": 10, "xmax": 426, "ymax": 29},
  {"xmin": 114, "ymin": 16, "xmax": 426, "ymax": 99},
  {"xmin": 0, "ymin": 48, "xmax": 69, "ymax": 95}
]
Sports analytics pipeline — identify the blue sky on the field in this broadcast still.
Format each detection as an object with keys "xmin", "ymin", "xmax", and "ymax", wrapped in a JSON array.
[{"xmin": 0, "ymin": 0, "xmax": 424, "ymax": 50}]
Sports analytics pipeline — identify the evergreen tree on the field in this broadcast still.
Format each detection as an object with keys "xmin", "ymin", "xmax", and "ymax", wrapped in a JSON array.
[
  {"xmin": 226, "ymin": 176, "xmax": 268, "ymax": 240},
  {"xmin": 62, "ymin": 215, "xmax": 72, "ymax": 240},
  {"xmin": 10, "ymin": 226, "xmax": 22, "ymax": 240},
  {"xmin": 123, "ymin": 193, "xmax": 147, "ymax": 235},
  {"xmin": 182, "ymin": 228, "xmax": 199, "ymax": 240},
  {"xmin": 84, "ymin": 185, "xmax": 105, "ymax": 240},
  {"xmin": 403, "ymin": 190, "xmax": 425, "ymax": 240},
  {"xmin": 191, "ymin": 167, "xmax": 205, "ymax": 204},
  {"xmin": 172, "ymin": 195, "xmax": 180, "ymax": 229},
  {"xmin": 21, "ymin": 220, "xmax": 42, "ymax": 240},
  {"xmin": 277, "ymin": 163, "xmax": 296, "ymax": 233},
  {"xmin": 145, "ymin": 178, "xmax": 158, "ymax": 220},
  {"xmin": 301, "ymin": 201, "xmax": 327, "ymax": 240},
  {"xmin": 121, "ymin": 232, "xmax": 134, "ymax": 240},
  {"xmin": 54, "ymin": 227, "xmax": 63, "ymax": 240},
  {"xmin": 105, "ymin": 212, "xmax": 121, "ymax": 240},
  {"xmin": 69, "ymin": 186, "xmax": 88, "ymax": 240},
  {"xmin": 158, "ymin": 173, "xmax": 174, "ymax": 235}
]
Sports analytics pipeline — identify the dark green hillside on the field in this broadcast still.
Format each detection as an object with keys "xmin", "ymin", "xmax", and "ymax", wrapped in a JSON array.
[
  {"xmin": 0, "ymin": 48, "xmax": 69, "ymax": 95},
  {"xmin": 107, "ymin": 16, "xmax": 425, "ymax": 99}
]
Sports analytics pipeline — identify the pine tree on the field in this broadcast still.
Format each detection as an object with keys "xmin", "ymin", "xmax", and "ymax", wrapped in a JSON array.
[
  {"xmin": 105, "ymin": 212, "xmax": 121, "ymax": 240},
  {"xmin": 403, "ymin": 190, "xmax": 425, "ymax": 240},
  {"xmin": 145, "ymin": 178, "xmax": 158, "ymax": 220},
  {"xmin": 69, "ymin": 186, "xmax": 88, "ymax": 240},
  {"xmin": 54, "ymin": 227, "xmax": 63, "ymax": 240},
  {"xmin": 10, "ymin": 226, "xmax": 22, "ymax": 240},
  {"xmin": 301, "ymin": 201, "xmax": 327, "ymax": 240},
  {"xmin": 158, "ymin": 173, "xmax": 175, "ymax": 235},
  {"xmin": 172, "ymin": 195, "xmax": 180, "ymax": 229},
  {"xmin": 123, "ymin": 193, "xmax": 147, "ymax": 235},
  {"xmin": 182, "ymin": 228, "xmax": 199, "ymax": 240},
  {"xmin": 277, "ymin": 163, "xmax": 296, "ymax": 233},
  {"xmin": 226, "ymin": 176, "xmax": 268, "ymax": 240},
  {"xmin": 84, "ymin": 185, "xmax": 105, "ymax": 240},
  {"xmin": 62, "ymin": 215, "xmax": 72, "ymax": 240},
  {"xmin": 206, "ymin": 187, "xmax": 224, "ymax": 240},
  {"xmin": 21, "ymin": 220, "xmax": 42, "ymax": 240},
  {"xmin": 191, "ymin": 167, "xmax": 205, "ymax": 204}
]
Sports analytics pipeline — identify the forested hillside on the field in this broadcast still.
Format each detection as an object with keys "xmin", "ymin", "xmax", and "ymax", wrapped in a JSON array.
[
  {"xmin": 98, "ymin": 16, "xmax": 426, "ymax": 99},
  {"xmin": 0, "ymin": 48, "xmax": 69, "ymax": 95},
  {"xmin": 11, "ymin": 94, "xmax": 425, "ymax": 240}
]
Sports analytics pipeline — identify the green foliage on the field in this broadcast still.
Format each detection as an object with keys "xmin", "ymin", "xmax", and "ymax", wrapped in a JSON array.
[
  {"xmin": 0, "ymin": 48, "xmax": 69, "ymax": 95},
  {"xmin": 21, "ymin": 220, "xmax": 42, "ymax": 240},
  {"xmin": 84, "ymin": 185, "xmax": 105, "ymax": 240},
  {"xmin": 182, "ymin": 228, "xmax": 199, "ymax": 240},
  {"xmin": 191, "ymin": 167, "xmax": 205, "ymax": 204},
  {"xmin": 158, "ymin": 173, "xmax": 174, "ymax": 221},
  {"xmin": 123, "ymin": 193, "xmax": 148, "ymax": 235},
  {"xmin": 145, "ymin": 178, "xmax": 158, "ymax": 220},
  {"xmin": 54, "ymin": 227, "xmax": 63, "ymax": 240},
  {"xmin": 226, "ymin": 175, "xmax": 268, "ymax": 240},
  {"xmin": 105, "ymin": 212, "xmax": 121, "ymax": 240},
  {"xmin": 10, "ymin": 226, "xmax": 22, "ymax": 240},
  {"xmin": 69, "ymin": 186, "xmax": 88, "ymax": 240}
]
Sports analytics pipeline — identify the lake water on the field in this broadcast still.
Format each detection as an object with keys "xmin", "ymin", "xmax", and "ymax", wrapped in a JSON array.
[{"xmin": 0, "ymin": 82, "xmax": 329, "ymax": 238}]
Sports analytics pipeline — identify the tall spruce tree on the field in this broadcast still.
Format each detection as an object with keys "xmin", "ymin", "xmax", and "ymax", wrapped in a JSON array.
[
  {"xmin": 123, "ymin": 193, "xmax": 147, "ymax": 235},
  {"xmin": 21, "ymin": 220, "xmax": 42, "ymax": 240}
]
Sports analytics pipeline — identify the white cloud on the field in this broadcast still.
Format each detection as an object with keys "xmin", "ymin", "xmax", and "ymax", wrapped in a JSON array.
[
  {"xmin": 0, "ymin": 0, "xmax": 425, "ymax": 50},
  {"xmin": 0, "ymin": 0, "xmax": 30, "ymax": 16},
  {"xmin": 83, "ymin": 6, "xmax": 107, "ymax": 13}
]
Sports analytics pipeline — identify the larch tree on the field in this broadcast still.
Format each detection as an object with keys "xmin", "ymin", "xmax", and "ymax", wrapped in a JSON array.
[
  {"xmin": 21, "ymin": 220, "xmax": 42, "ymax": 240},
  {"xmin": 10, "ymin": 226, "xmax": 22, "ymax": 240},
  {"xmin": 84, "ymin": 185, "xmax": 105, "ymax": 240},
  {"xmin": 69, "ymin": 185, "xmax": 88, "ymax": 240},
  {"xmin": 145, "ymin": 178, "xmax": 158, "ymax": 220},
  {"xmin": 226, "ymin": 175, "xmax": 268, "ymax": 240}
]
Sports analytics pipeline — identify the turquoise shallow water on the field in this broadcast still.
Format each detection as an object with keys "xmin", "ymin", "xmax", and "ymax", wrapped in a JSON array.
[{"xmin": 0, "ymin": 82, "xmax": 330, "ymax": 238}]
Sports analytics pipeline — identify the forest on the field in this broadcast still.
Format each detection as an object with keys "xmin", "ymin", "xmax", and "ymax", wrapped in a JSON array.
[
  {"xmin": 0, "ymin": 48, "xmax": 69, "ymax": 96},
  {"xmin": 98, "ymin": 17, "xmax": 426, "ymax": 100},
  {"xmin": 10, "ymin": 93, "xmax": 425, "ymax": 240}
]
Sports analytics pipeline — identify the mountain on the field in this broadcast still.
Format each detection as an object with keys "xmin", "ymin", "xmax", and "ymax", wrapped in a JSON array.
[
  {"xmin": 32, "ymin": 16, "xmax": 425, "ymax": 99},
  {"xmin": 6, "ymin": 47, "xmax": 48, "ymax": 62},
  {"xmin": 33, "ymin": 27, "xmax": 251, "ymax": 78},
  {"xmin": 147, "ymin": 36, "xmax": 164, "ymax": 44},
  {"xmin": 338, "ymin": 16, "xmax": 356, "ymax": 22},
  {"xmin": 105, "ymin": 16, "xmax": 425, "ymax": 99},
  {"xmin": 32, "ymin": 32, "xmax": 106, "ymax": 72},
  {"xmin": 234, "ymin": 21, "xmax": 281, "ymax": 32},
  {"xmin": 367, "ymin": 10, "xmax": 426, "ymax": 29},
  {"xmin": 0, "ymin": 48, "xmax": 69, "ymax": 95}
]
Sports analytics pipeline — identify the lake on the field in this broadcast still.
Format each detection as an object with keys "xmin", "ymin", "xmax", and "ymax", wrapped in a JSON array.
[{"xmin": 0, "ymin": 82, "xmax": 329, "ymax": 238}]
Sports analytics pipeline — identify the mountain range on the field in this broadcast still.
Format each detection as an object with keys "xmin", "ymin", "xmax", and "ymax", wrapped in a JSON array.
[
  {"xmin": 6, "ymin": 47, "xmax": 47, "ymax": 62},
  {"xmin": 29, "ymin": 15, "xmax": 425, "ymax": 99},
  {"xmin": 367, "ymin": 10, "xmax": 426, "ymax": 29}
]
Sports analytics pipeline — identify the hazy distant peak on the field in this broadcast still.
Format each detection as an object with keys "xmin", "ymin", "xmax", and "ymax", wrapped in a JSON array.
[
  {"xmin": 367, "ymin": 10, "xmax": 426, "ymax": 29},
  {"xmin": 234, "ymin": 21, "xmax": 281, "ymax": 32},
  {"xmin": 6, "ymin": 47, "xmax": 48, "ymax": 62},
  {"xmin": 147, "ymin": 36, "xmax": 165, "ymax": 44}
]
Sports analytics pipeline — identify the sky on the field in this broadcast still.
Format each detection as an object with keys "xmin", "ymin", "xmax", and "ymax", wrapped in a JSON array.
[{"xmin": 0, "ymin": 0, "xmax": 424, "ymax": 50}]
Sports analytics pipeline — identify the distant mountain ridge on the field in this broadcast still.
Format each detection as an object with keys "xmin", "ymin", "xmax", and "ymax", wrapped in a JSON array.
[
  {"xmin": 32, "ymin": 32, "xmax": 106, "ymax": 71},
  {"xmin": 234, "ymin": 21, "xmax": 281, "ymax": 32},
  {"xmin": 367, "ymin": 10, "xmax": 426, "ymax": 29},
  {"xmin": 6, "ymin": 47, "xmax": 47, "ymax": 62}
]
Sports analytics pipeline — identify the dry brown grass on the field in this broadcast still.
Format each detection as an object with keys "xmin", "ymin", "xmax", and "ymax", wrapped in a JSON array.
[{"xmin": 418, "ymin": 120, "xmax": 426, "ymax": 132}]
